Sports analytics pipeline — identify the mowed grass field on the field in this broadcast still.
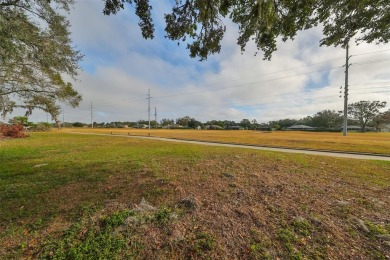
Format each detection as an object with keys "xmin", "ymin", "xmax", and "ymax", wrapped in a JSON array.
[
  {"xmin": 1, "ymin": 132, "xmax": 390, "ymax": 259},
  {"xmin": 66, "ymin": 128, "xmax": 390, "ymax": 155}
]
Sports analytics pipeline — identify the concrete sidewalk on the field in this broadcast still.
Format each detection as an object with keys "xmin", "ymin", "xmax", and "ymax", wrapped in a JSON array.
[{"xmin": 69, "ymin": 132, "xmax": 390, "ymax": 161}]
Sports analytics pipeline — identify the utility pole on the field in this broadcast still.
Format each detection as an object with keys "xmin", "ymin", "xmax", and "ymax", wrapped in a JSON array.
[
  {"xmin": 343, "ymin": 44, "xmax": 350, "ymax": 136},
  {"xmin": 146, "ymin": 89, "xmax": 151, "ymax": 130},
  {"xmin": 90, "ymin": 101, "xmax": 93, "ymax": 128},
  {"xmin": 154, "ymin": 107, "xmax": 157, "ymax": 129}
]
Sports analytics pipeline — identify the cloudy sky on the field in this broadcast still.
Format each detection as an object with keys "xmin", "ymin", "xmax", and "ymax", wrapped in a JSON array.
[{"xmin": 17, "ymin": 0, "xmax": 390, "ymax": 124}]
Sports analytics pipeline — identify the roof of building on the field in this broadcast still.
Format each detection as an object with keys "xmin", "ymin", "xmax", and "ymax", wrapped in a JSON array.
[{"xmin": 286, "ymin": 125, "xmax": 314, "ymax": 129}]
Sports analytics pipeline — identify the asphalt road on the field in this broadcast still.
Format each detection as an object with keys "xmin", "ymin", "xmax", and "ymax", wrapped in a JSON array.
[{"xmin": 70, "ymin": 132, "xmax": 390, "ymax": 161}]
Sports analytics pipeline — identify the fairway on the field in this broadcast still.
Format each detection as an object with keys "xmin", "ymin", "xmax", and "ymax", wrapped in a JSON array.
[
  {"xmin": 66, "ymin": 128, "xmax": 390, "ymax": 155},
  {"xmin": 1, "ymin": 132, "xmax": 389, "ymax": 259}
]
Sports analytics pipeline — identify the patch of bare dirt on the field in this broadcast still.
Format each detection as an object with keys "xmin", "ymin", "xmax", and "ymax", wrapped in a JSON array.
[
  {"xmin": 148, "ymin": 153, "xmax": 389, "ymax": 258},
  {"xmin": 6, "ymin": 151, "xmax": 390, "ymax": 259}
]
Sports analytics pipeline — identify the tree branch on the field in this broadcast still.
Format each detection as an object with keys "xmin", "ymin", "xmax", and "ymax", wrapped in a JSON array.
[{"xmin": 0, "ymin": 0, "xmax": 21, "ymax": 8}]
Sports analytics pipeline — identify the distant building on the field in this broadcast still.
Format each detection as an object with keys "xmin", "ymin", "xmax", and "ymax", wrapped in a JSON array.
[
  {"xmin": 133, "ymin": 124, "xmax": 148, "ymax": 129},
  {"xmin": 382, "ymin": 123, "xmax": 390, "ymax": 132},
  {"xmin": 162, "ymin": 124, "xmax": 183, "ymax": 129},
  {"xmin": 204, "ymin": 125, "xmax": 223, "ymax": 130},
  {"xmin": 256, "ymin": 125, "xmax": 271, "ymax": 131},
  {"xmin": 341, "ymin": 125, "xmax": 361, "ymax": 131},
  {"xmin": 227, "ymin": 126, "xmax": 244, "ymax": 130},
  {"xmin": 286, "ymin": 125, "xmax": 315, "ymax": 131},
  {"xmin": 337, "ymin": 125, "xmax": 376, "ymax": 132}
]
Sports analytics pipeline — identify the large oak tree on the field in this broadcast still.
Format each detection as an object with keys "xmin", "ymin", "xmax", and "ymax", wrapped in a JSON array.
[
  {"xmin": 0, "ymin": 0, "xmax": 82, "ymax": 125},
  {"xmin": 348, "ymin": 100, "xmax": 387, "ymax": 132},
  {"xmin": 103, "ymin": 0, "xmax": 390, "ymax": 60}
]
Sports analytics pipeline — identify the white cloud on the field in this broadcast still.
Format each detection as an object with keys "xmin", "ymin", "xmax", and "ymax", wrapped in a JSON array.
[{"xmin": 12, "ymin": 0, "xmax": 390, "ymax": 124}]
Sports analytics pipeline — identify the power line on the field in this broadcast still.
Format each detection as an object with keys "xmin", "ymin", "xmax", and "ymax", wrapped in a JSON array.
[
  {"xmin": 90, "ymin": 95, "xmax": 146, "ymax": 109},
  {"xmin": 156, "ymin": 83, "xmax": 390, "ymax": 113},
  {"xmin": 153, "ymin": 66, "xmax": 344, "ymax": 99},
  {"xmin": 82, "ymin": 83, "xmax": 388, "ymax": 116},
  {"xmin": 353, "ymin": 58, "xmax": 390, "ymax": 66},
  {"xmin": 79, "ymin": 81, "xmax": 388, "ymax": 117},
  {"xmin": 351, "ymin": 81, "xmax": 390, "ymax": 86},
  {"xmin": 79, "ymin": 51, "xmax": 389, "ymax": 112},
  {"xmin": 159, "ymin": 95, "xmax": 339, "ymax": 114},
  {"xmin": 352, "ymin": 48, "xmax": 390, "ymax": 57},
  {"xmin": 153, "ymin": 81, "xmax": 386, "ymax": 105},
  {"xmin": 72, "ymin": 47, "xmax": 389, "ymax": 122},
  {"xmin": 160, "ymin": 91, "xmax": 339, "ymax": 111},
  {"xmin": 152, "ymin": 48, "xmax": 389, "ymax": 97},
  {"xmin": 152, "ymin": 57, "xmax": 345, "ymax": 96}
]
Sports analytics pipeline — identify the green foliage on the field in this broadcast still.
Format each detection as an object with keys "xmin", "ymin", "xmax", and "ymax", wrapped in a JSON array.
[
  {"xmin": 153, "ymin": 207, "xmax": 172, "ymax": 225},
  {"xmin": 160, "ymin": 118, "xmax": 174, "ymax": 126},
  {"xmin": 102, "ymin": 0, "xmax": 390, "ymax": 60},
  {"xmin": 311, "ymin": 110, "xmax": 343, "ymax": 129},
  {"xmin": 348, "ymin": 101, "xmax": 387, "ymax": 132},
  {"xmin": 277, "ymin": 227, "xmax": 306, "ymax": 258},
  {"xmin": 371, "ymin": 108, "xmax": 390, "ymax": 131},
  {"xmin": 101, "ymin": 210, "xmax": 132, "ymax": 228},
  {"xmin": 176, "ymin": 116, "xmax": 203, "ymax": 129},
  {"xmin": 28, "ymin": 218, "xmax": 47, "ymax": 232},
  {"xmin": 193, "ymin": 232, "xmax": 215, "ymax": 254},
  {"xmin": 2, "ymin": 132, "xmax": 390, "ymax": 258},
  {"xmin": 368, "ymin": 250, "xmax": 386, "ymax": 260},
  {"xmin": 0, "ymin": 0, "xmax": 82, "ymax": 120},
  {"xmin": 44, "ymin": 222, "xmax": 127, "ymax": 259},
  {"xmin": 27, "ymin": 122, "xmax": 52, "ymax": 132},
  {"xmin": 205, "ymin": 120, "xmax": 225, "ymax": 128},
  {"xmin": 292, "ymin": 218, "xmax": 313, "ymax": 236},
  {"xmin": 9, "ymin": 116, "xmax": 28, "ymax": 125},
  {"xmin": 43, "ymin": 207, "xmax": 131, "ymax": 259},
  {"xmin": 277, "ymin": 228, "xmax": 297, "ymax": 244},
  {"xmin": 250, "ymin": 242, "xmax": 271, "ymax": 259},
  {"xmin": 42, "ymin": 205, "xmax": 179, "ymax": 259},
  {"xmin": 240, "ymin": 118, "xmax": 252, "ymax": 129},
  {"xmin": 72, "ymin": 122, "xmax": 85, "ymax": 127},
  {"xmin": 269, "ymin": 118, "xmax": 299, "ymax": 129},
  {"xmin": 365, "ymin": 221, "xmax": 389, "ymax": 236}
]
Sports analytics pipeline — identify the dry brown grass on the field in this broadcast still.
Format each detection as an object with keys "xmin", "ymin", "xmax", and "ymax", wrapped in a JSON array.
[
  {"xmin": 65, "ymin": 128, "xmax": 390, "ymax": 155},
  {"xmin": 1, "ymin": 133, "xmax": 389, "ymax": 259}
]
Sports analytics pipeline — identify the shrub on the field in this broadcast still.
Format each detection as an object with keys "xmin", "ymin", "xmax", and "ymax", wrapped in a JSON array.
[
  {"xmin": 28, "ymin": 122, "xmax": 52, "ymax": 132},
  {"xmin": 0, "ymin": 123, "xmax": 26, "ymax": 138}
]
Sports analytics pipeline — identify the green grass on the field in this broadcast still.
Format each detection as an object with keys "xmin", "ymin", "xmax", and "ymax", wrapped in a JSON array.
[
  {"xmin": 1, "ymin": 132, "xmax": 390, "ymax": 259},
  {"xmin": 67, "ymin": 128, "xmax": 390, "ymax": 155}
]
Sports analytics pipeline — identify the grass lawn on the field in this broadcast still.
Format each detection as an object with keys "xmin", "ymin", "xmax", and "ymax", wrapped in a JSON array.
[
  {"xmin": 1, "ymin": 132, "xmax": 390, "ymax": 259},
  {"xmin": 66, "ymin": 128, "xmax": 390, "ymax": 155}
]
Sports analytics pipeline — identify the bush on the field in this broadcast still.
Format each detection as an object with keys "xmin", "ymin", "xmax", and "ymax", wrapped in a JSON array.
[
  {"xmin": 72, "ymin": 122, "xmax": 84, "ymax": 127},
  {"xmin": 0, "ymin": 123, "xmax": 26, "ymax": 138},
  {"xmin": 28, "ymin": 122, "xmax": 52, "ymax": 132}
]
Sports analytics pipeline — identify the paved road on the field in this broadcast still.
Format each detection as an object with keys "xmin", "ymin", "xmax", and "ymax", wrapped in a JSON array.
[{"xmin": 70, "ymin": 132, "xmax": 390, "ymax": 161}]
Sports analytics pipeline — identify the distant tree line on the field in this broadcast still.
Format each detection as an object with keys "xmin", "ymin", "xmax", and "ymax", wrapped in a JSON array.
[{"xmin": 7, "ymin": 100, "xmax": 390, "ymax": 132}]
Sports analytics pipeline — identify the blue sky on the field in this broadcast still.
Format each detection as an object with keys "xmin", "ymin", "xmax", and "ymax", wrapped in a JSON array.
[{"xmin": 12, "ymin": 0, "xmax": 390, "ymax": 124}]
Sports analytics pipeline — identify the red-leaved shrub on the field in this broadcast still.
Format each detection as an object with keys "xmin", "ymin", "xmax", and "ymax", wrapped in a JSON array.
[{"xmin": 0, "ymin": 124, "xmax": 26, "ymax": 138}]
